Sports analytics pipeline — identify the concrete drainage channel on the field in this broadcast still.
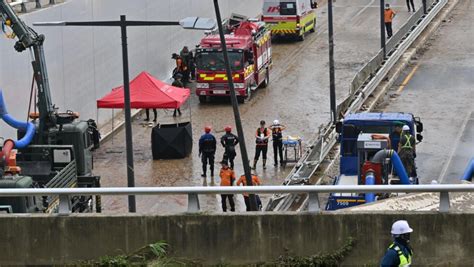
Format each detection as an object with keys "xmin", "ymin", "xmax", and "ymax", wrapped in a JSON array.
[{"xmin": 266, "ymin": 0, "xmax": 450, "ymax": 212}]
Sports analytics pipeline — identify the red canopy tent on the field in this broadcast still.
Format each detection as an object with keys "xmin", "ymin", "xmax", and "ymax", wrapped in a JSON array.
[{"xmin": 97, "ymin": 71, "xmax": 190, "ymax": 109}]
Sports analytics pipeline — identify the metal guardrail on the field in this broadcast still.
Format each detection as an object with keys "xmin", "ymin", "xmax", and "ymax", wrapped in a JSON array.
[
  {"xmin": 267, "ymin": 0, "xmax": 447, "ymax": 211},
  {"xmin": 343, "ymin": 0, "xmax": 445, "ymax": 117},
  {"xmin": 0, "ymin": 184, "xmax": 471, "ymax": 214},
  {"xmin": 8, "ymin": 0, "xmax": 58, "ymax": 13}
]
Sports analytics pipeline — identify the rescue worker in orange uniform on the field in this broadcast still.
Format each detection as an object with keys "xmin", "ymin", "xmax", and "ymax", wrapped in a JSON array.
[
  {"xmin": 237, "ymin": 173, "xmax": 262, "ymax": 211},
  {"xmin": 384, "ymin": 4, "xmax": 396, "ymax": 38},
  {"xmin": 219, "ymin": 161, "xmax": 236, "ymax": 212},
  {"xmin": 253, "ymin": 120, "xmax": 271, "ymax": 170}
]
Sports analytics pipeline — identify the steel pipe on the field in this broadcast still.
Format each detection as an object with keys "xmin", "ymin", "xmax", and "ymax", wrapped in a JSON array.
[{"xmin": 0, "ymin": 184, "xmax": 472, "ymax": 197}]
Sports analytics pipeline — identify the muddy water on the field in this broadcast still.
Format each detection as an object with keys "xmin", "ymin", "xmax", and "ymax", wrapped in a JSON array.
[{"xmin": 93, "ymin": 0, "xmax": 416, "ymax": 213}]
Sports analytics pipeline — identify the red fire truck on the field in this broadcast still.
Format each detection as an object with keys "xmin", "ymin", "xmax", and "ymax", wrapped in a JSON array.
[{"xmin": 195, "ymin": 20, "xmax": 272, "ymax": 103}]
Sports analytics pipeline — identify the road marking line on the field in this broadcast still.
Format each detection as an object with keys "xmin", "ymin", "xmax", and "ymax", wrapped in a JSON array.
[
  {"xmin": 352, "ymin": 0, "xmax": 376, "ymax": 19},
  {"xmin": 397, "ymin": 64, "xmax": 420, "ymax": 93},
  {"xmin": 439, "ymin": 111, "xmax": 474, "ymax": 183}
]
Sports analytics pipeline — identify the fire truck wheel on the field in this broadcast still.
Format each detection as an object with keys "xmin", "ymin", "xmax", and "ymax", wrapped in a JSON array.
[
  {"xmin": 199, "ymin": 96, "xmax": 207, "ymax": 104},
  {"xmin": 297, "ymin": 31, "xmax": 305, "ymax": 42},
  {"xmin": 261, "ymin": 68, "xmax": 270, "ymax": 88},
  {"xmin": 237, "ymin": 96, "xmax": 245, "ymax": 104},
  {"xmin": 245, "ymin": 87, "xmax": 252, "ymax": 101},
  {"xmin": 310, "ymin": 19, "xmax": 316, "ymax": 33}
]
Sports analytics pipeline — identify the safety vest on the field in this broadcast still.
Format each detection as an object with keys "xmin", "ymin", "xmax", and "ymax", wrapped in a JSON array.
[
  {"xmin": 176, "ymin": 58, "xmax": 187, "ymax": 72},
  {"xmin": 389, "ymin": 243, "xmax": 412, "ymax": 266},
  {"xmin": 256, "ymin": 128, "xmax": 269, "ymax": 145},
  {"xmin": 271, "ymin": 125, "xmax": 283, "ymax": 141},
  {"xmin": 401, "ymin": 133, "xmax": 413, "ymax": 149}
]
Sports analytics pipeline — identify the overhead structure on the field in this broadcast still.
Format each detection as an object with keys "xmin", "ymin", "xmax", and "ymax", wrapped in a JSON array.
[{"xmin": 97, "ymin": 71, "xmax": 190, "ymax": 109}]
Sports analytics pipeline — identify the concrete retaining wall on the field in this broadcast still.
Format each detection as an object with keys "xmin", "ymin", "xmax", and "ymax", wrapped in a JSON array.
[
  {"xmin": 0, "ymin": 212, "xmax": 473, "ymax": 265},
  {"xmin": 0, "ymin": 0, "xmax": 263, "ymax": 137}
]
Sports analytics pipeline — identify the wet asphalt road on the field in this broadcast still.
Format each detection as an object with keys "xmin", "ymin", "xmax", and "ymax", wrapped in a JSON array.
[
  {"xmin": 383, "ymin": 0, "xmax": 474, "ymax": 184},
  {"xmin": 93, "ymin": 0, "xmax": 420, "ymax": 213}
]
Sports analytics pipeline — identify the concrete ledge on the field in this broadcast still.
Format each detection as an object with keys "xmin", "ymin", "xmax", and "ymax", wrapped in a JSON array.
[{"xmin": 0, "ymin": 212, "xmax": 473, "ymax": 265}]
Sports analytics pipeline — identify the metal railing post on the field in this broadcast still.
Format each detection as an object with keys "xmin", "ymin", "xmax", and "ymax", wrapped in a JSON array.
[
  {"xmin": 187, "ymin": 193, "xmax": 200, "ymax": 213},
  {"xmin": 319, "ymin": 137, "xmax": 324, "ymax": 162},
  {"xmin": 308, "ymin": 193, "xmax": 320, "ymax": 212},
  {"xmin": 58, "ymin": 195, "xmax": 71, "ymax": 214},
  {"xmin": 439, "ymin": 192, "xmax": 450, "ymax": 212},
  {"xmin": 20, "ymin": 2, "xmax": 26, "ymax": 13}
]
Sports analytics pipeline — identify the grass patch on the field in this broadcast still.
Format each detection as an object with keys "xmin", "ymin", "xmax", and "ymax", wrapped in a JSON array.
[
  {"xmin": 91, "ymin": 241, "xmax": 183, "ymax": 266},
  {"xmin": 274, "ymin": 237, "xmax": 355, "ymax": 266}
]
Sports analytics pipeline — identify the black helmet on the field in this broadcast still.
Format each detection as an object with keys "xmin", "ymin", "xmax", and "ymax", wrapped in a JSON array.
[
  {"xmin": 171, "ymin": 53, "xmax": 179, "ymax": 59},
  {"xmin": 260, "ymin": 120, "xmax": 266, "ymax": 125}
]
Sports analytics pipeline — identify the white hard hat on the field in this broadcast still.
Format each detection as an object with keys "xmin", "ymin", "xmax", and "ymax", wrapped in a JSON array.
[
  {"xmin": 391, "ymin": 220, "xmax": 413, "ymax": 235},
  {"xmin": 402, "ymin": 125, "xmax": 410, "ymax": 131},
  {"xmin": 273, "ymin": 119, "xmax": 279, "ymax": 125}
]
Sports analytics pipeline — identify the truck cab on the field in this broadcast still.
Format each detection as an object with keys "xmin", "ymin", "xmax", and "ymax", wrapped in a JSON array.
[
  {"xmin": 326, "ymin": 112, "xmax": 423, "ymax": 210},
  {"xmin": 262, "ymin": 0, "xmax": 317, "ymax": 41},
  {"xmin": 195, "ymin": 18, "xmax": 272, "ymax": 103}
]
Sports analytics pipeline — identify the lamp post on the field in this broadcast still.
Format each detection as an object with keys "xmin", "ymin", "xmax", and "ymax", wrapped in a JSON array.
[
  {"xmin": 34, "ymin": 16, "xmax": 215, "ymax": 213},
  {"xmin": 328, "ymin": 0, "xmax": 337, "ymax": 125},
  {"xmin": 212, "ymin": 0, "xmax": 257, "ymax": 211}
]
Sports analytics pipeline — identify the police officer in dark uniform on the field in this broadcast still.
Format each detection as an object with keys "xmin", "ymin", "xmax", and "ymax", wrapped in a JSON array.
[
  {"xmin": 220, "ymin": 126, "xmax": 239, "ymax": 169},
  {"xmin": 270, "ymin": 119, "xmax": 286, "ymax": 166},
  {"xmin": 199, "ymin": 126, "xmax": 217, "ymax": 178}
]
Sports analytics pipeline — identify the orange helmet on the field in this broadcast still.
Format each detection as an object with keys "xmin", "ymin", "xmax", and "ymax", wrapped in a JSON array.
[
  {"xmin": 204, "ymin": 126, "xmax": 211, "ymax": 133},
  {"xmin": 224, "ymin": 126, "xmax": 232, "ymax": 133}
]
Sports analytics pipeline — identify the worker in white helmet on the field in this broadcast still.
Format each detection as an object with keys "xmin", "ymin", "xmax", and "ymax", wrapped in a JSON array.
[
  {"xmin": 270, "ymin": 119, "xmax": 286, "ymax": 166},
  {"xmin": 381, "ymin": 220, "xmax": 414, "ymax": 266},
  {"xmin": 398, "ymin": 125, "xmax": 417, "ymax": 178}
]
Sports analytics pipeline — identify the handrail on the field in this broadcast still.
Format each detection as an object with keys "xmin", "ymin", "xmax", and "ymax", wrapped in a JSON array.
[
  {"xmin": 0, "ymin": 184, "xmax": 471, "ymax": 196},
  {"xmin": 0, "ymin": 184, "xmax": 469, "ymax": 213}
]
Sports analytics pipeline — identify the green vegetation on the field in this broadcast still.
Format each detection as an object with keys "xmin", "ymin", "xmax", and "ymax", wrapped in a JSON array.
[
  {"xmin": 93, "ymin": 241, "xmax": 182, "ymax": 266},
  {"xmin": 92, "ymin": 238, "xmax": 355, "ymax": 266},
  {"xmin": 274, "ymin": 237, "xmax": 355, "ymax": 266}
]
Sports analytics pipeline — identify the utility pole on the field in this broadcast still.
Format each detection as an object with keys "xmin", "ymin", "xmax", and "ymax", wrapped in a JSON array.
[
  {"xmin": 119, "ymin": 15, "xmax": 136, "ymax": 212},
  {"xmin": 213, "ymin": 0, "xmax": 257, "ymax": 211},
  {"xmin": 328, "ymin": 0, "xmax": 337, "ymax": 124},
  {"xmin": 380, "ymin": 0, "xmax": 386, "ymax": 58}
]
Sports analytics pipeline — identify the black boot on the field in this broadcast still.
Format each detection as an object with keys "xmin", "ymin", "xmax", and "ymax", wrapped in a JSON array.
[{"xmin": 201, "ymin": 164, "xmax": 206, "ymax": 178}]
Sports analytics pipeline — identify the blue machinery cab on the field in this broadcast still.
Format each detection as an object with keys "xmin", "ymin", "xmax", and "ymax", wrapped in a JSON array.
[{"xmin": 326, "ymin": 113, "xmax": 423, "ymax": 211}]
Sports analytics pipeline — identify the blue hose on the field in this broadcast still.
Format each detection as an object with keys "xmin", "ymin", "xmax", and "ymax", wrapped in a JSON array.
[
  {"xmin": 365, "ymin": 172, "xmax": 375, "ymax": 203},
  {"xmin": 371, "ymin": 149, "xmax": 411, "ymax": 185},
  {"xmin": 0, "ymin": 90, "xmax": 35, "ymax": 149},
  {"xmin": 390, "ymin": 151, "xmax": 410, "ymax": 185},
  {"xmin": 461, "ymin": 158, "xmax": 474, "ymax": 181}
]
